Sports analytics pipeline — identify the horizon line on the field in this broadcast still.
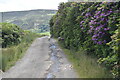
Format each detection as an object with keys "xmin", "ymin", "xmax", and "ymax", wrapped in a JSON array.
[{"xmin": 0, "ymin": 8, "xmax": 58, "ymax": 13}]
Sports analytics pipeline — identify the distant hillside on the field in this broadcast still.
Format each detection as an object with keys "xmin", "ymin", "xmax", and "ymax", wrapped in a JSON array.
[{"xmin": 2, "ymin": 9, "xmax": 57, "ymax": 33}]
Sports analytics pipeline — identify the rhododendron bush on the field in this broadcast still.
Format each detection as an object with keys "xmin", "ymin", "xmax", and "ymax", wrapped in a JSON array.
[{"xmin": 49, "ymin": 2, "xmax": 120, "ymax": 77}]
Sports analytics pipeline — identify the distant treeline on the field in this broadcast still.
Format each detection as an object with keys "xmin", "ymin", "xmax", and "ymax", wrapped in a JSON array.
[{"xmin": 49, "ymin": 2, "xmax": 120, "ymax": 77}]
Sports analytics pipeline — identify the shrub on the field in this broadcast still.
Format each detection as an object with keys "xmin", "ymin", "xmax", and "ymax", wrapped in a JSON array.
[{"xmin": 1, "ymin": 23, "xmax": 23, "ymax": 48}]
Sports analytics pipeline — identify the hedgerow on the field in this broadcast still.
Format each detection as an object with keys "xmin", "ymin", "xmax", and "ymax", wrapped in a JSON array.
[{"xmin": 49, "ymin": 2, "xmax": 120, "ymax": 77}]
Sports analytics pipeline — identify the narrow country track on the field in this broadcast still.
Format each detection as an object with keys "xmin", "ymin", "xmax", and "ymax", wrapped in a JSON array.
[{"xmin": 2, "ymin": 36, "xmax": 78, "ymax": 78}]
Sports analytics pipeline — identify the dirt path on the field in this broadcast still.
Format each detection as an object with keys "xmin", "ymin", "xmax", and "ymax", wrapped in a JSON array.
[{"xmin": 2, "ymin": 36, "xmax": 78, "ymax": 78}]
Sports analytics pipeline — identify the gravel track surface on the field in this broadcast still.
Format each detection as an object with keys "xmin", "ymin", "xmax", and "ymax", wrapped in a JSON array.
[{"xmin": 2, "ymin": 36, "xmax": 78, "ymax": 78}]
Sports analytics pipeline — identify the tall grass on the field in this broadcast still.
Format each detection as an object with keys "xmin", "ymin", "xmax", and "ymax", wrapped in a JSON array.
[
  {"xmin": 58, "ymin": 41, "xmax": 112, "ymax": 78},
  {"xmin": 0, "ymin": 32, "xmax": 43, "ymax": 71}
]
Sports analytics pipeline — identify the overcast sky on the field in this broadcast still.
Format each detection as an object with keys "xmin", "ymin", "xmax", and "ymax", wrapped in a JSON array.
[{"xmin": 0, "ymin": 0, "xmax": 67, "ymax": 12}]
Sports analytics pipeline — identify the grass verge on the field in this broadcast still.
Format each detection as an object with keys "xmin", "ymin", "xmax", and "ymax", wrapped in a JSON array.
[{"xmin": 57, "ymin": 41, "xmax": 112, "ymax": 78}]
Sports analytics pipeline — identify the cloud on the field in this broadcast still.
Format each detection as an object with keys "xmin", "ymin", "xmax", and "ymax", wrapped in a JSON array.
[{"xmin": 0, "ymin": 0, "xmax": 67, "ymax": 12}]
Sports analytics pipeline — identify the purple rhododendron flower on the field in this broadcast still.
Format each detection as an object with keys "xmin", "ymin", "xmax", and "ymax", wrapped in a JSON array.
[
  {"xmin": 79, "ymin": 5, "xmax": 114, "ymax": 45},
  {"xmin": 92, "ymin": 38, "xmax": 95, "ymax": 40},
  {"xmin": 102, "ymin": 32, "xmax": 105, "ymax": 35},
  {"xmin": 110, "ymin": 9, "xmax": 112, "ymax": 10},
  {"xmin": 94, "ymin": 15, "xmax": 99, "ymax": 18},
  {"xmin": 80, "ymin": 21, "xmax": 84, "ymax": 24},
  {"xmin": 108, "ymin": 10, "xmax": 112, "ymax": 13},
  {"xmin": 96, "ymin": 11, "xmax": 101, "ymax": 14},
  {"xmin": 90, "ymin": 26, "xmax": 93, "ymax": 28},
  {"xmin": 104, "ymin": 28, "xmax": 110, "ymax": 31},
  {"xmin": 81, "ymin": 27, "xmax": 84, "ymax": 29},
  {"xmin": 100, "ymin": 13, "xmax": 105, "ymax": 16},
  {"xmin": 87, "ymin": 8, "xmax": 90, "ymax": 10},
  {"xmin": 92, "ymin": 34, "xmax": 98, "ymax": 37},
  {"xmin": 95, "ymin": 4, "xmax": 99, "ymax": 7},
  {"xmin": 95, "ymin": 27, "xmax": 100, "ymax": 30},
  {"xmin": 80, "ymin": 25, "xmax": 82, "ymax": 27},
  {"xmin": 93, "ymin": 22, "xmax": 97, "ymax": 24},
  {"xmin": 85, "ymin": 13, "xmax": 91, "ymax": 17},
  {"xmin": 102, "ymin": 9, "xmax": 104, "ymax": 11},
  {"xmin": 92, "ymin": 38, "xmax": 97, "ymax": 41},
  {"xmin": 91, "ymin": 20, "xmax": 94, "ymax": 23},
  {"xmin": 103, "ymin": 40, "xmax": 106, "ymax": 43},
  {"xmin": 101, "ymin": 18, "xmax": 105, "ymax": 21},
  {"xmin": 99, "ymin": 31, "xmax": 103, "ymax": 34},
  {"xmin": 97, "ymin": 41, "xmax": 102, "ymax": 45}
]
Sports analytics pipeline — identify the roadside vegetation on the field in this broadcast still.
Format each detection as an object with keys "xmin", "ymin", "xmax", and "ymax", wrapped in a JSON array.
[
  {"xmin": 58, "ymin": 41, "xmax": 112, "ymax": 78},
  {"xmin": 50, "ymin": 2, "xmax": 120, "ymax": 78},
  {"xmin": 0, "ymin": 23, "xmax": 48, "ymax": 72}
]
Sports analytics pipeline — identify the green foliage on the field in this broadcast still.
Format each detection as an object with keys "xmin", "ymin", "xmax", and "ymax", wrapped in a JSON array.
[
  {"xmin": 50, "ymin": 2, "xmax": 120, "ymax": 78},
  {"xmin": 105, "ymin": 27, "xmax": 120, "ymax": 77},
  {"xmin": 1, "ymin": 23, "xmax": 23, "ymax": 48}
]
